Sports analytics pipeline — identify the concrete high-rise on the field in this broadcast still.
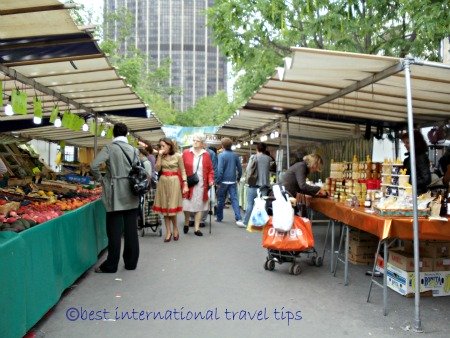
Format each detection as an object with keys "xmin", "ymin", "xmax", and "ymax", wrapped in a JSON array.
[{"xmin": 103, "ymin": 0, "xmax": 227, "ymax": 111}]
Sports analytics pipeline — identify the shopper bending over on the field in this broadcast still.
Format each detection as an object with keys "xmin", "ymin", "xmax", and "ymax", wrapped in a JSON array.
[{"xmin": 281, "ymin": 154, "xmax": 327, "ymax": 197}]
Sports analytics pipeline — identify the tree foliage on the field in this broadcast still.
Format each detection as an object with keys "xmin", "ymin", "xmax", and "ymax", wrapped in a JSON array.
[
  {"xmin": 207, "ymin": 0, "xmax": 450, "ymax": 103},
  {"xmin": 176, "ymin": 91, "xmax": 237, "ymax": 126}
]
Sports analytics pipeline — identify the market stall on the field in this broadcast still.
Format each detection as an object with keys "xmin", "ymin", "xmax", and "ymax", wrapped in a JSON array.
[
  {"xmin": 0, "ymin": 2, "xmax": 165, "ymax": 338},
  {"xmin": 217, "ymin": 48, "xmax": 450, "ymax": 331},
  {"xmin": 0, "ymin": 199, "xmax": 107, "ymax": 338}
]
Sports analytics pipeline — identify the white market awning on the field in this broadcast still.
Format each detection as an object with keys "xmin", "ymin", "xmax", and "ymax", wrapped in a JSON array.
[
  {"xmin": 217, "ymin": 48, "xmax": 450, "ymax": 149},
  {"xmin": 0, "ymin": 0, "xmax": 163, "ymax": 147}
]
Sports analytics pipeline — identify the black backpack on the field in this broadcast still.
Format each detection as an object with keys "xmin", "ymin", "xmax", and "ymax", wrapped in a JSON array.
[{"xmin": 115, "ymin": 143, "xmax": 150, "ymax": 196}]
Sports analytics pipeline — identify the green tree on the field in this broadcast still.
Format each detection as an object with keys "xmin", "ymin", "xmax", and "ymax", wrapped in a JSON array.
[
  {"xmin": 207, "ymin": 0, "xmax": 450, "ymax": 103},
  {"xmin": 175, "ymin": 91, "xmax": 238, "ymax": 126}
]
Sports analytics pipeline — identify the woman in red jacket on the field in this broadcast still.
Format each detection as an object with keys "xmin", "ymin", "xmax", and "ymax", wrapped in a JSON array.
[{"xmin": 182, "ymin": 134, "xmax": 214, "ymax": 236}]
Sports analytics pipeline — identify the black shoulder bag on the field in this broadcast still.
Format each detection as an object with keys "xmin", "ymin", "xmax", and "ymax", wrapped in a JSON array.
[
  {"xmin": 187, "ymin": 155, "xmax": 202, "ymax": 187},
  {"xmin": 115, "ymin": 143, "xmax": 150, "ymax": 196}
]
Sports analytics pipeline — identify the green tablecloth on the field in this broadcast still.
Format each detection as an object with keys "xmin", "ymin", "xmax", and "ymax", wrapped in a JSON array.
[{"xmin": 0, "ymin": 200, "xmax": 107, "ymax": 338}]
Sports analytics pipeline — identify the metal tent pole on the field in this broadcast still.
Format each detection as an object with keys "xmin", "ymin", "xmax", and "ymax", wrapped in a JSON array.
[
  {"xmin": 403, "ymin": 58, "xmax": 423, "ymax": 333},
  {"xmin": 94, "ymin": 112, "xmax": 99, "ymax": 155},
  {"xmin": 286, "ymin": 118, "xmax": 290, "ymax": 169}
]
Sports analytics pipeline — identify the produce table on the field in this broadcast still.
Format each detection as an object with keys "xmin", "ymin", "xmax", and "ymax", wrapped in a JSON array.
[{"xmin": 0, "ymin": 200, "xmax": 107, "ymax": 338}]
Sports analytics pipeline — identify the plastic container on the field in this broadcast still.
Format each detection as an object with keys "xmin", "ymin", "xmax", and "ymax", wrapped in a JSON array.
[{"xmin": 366, "ymin": 179, "xmax": 381, "ymax": 190}]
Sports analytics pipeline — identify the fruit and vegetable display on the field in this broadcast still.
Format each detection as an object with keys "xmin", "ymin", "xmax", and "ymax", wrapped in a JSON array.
[{"xmin": 0, "ymin": 181, "xmax": 102, "ymax": 232}]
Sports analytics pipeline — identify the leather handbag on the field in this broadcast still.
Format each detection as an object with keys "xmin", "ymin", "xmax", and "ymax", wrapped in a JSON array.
[{"xmin": 187, "ymin": 155, "xmax": 202, "ymax": 187}]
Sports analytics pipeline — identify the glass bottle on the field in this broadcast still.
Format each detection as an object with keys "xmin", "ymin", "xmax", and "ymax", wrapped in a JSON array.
[
  {"xmin": 447, "ymin": 191, "xmax": 450, "ymax": 216},
  {"xmin": 364, "ymin": 193, "xmax": 372, "ymax": 208},
  {"xmin": 440, "ymin": 190, "xmax": 448, "ymax": 217}
]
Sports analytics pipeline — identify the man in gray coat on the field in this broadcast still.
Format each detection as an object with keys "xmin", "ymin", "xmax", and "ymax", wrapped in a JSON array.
[
  {"xmin": 242, "ymin": 142, "xmax": 272, "ymax": 228},
  {"xmin": 91, "ymin": 123, "xmax": 145, "ymax": 273}
]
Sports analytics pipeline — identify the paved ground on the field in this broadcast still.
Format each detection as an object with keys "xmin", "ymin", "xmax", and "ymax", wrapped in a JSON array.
[{"xmin": 30, "ymin": 208, "xmax": 449, "ymax": 338}]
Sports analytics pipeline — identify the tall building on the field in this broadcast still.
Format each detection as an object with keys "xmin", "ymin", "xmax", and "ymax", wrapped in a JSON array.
[{"xmin": 103, "ymin": 0, "xmax": 227, "ymax": 111}]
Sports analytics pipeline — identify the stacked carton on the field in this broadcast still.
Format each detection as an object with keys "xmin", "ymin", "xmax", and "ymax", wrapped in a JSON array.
[
  {"xmin": 387, "ymin": 240, "xmax": 450, "ymax": 297},
  {"xmin": 347, "ymin": 229, "xmax": 378, "ymax": 265}
]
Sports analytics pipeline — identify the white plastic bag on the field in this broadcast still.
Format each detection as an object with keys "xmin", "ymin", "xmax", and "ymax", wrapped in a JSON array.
[
  {"xmin": 271, "ymin": 184, "xmax": 294, "ymax": 232},
  {"xmin": 249, "ymin": 189, "xmax": 269, "ymax": 227},
  {"xmin": 208, "ymin": 186, "xmax": 217, "ymax": 206}
]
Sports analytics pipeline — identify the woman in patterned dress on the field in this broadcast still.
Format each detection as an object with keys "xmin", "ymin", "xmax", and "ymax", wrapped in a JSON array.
[
  {"xmin": 153, "ymin": 138, "xmax": 188, "ymax": 242},
  {"xmin": 182, "ymin": 134, "xmax": 214, "ymax": 236}
]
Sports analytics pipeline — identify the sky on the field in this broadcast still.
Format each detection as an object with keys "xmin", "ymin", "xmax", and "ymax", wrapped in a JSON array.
[{"xmin": 73, "ymin": 0, "xmax": 103, "ymax": 24}]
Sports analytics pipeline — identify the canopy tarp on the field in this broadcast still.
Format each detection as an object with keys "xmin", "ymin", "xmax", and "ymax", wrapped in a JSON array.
[
  {"xmin": 217, "ymin": 48, "xmax": 450, "ymax": 149},
  {"xmin": 0, "ymin": 0, "xmax": 163, "ymax": 147}
]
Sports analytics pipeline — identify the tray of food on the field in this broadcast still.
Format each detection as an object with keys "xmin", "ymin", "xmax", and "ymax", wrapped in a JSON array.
[{"xmin": 373, "ymin": 207, "xmax": 430, "ymax": 217}]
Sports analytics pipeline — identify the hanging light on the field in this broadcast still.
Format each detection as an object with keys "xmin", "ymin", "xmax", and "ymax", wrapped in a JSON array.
[
  {"xmin": 4, "ymin": 103, "xmax": 14, "ymax": 116},
  {"xmin": 270, "ymin": 132, "xmax": 275, "ymax": 139},
  {"xmin": 250, "ymin": 139, "xmax": 254, "ymax": 145},
  {"xmin": 237, "ymin": 143, "xmax": 241, "ymax": 148},
  {"xmin": 100, "ymin": 129, "xmax": 106, "ymax": 137},
  {"xmin": 54, "ymin": 115, "xmax": 62, "ymax": 128},
  {"xmin": 231, "ymin": 145, "xmax": 236, "ymax": 150},
  {"xmin": 82, "ymin": 123, "xmax": 89, "ymax": 132},
  {"xmin": 274, "ymin": 130, "xmax": 280, "ymax": 138},
  {"xmin": 33, "ymin": 97, "xmax": 43, "ymax": 125}
]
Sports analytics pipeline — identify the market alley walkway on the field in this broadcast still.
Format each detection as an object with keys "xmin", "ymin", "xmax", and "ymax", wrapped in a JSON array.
[{"xmin": 32, "ymin": 208, "xmax": 449, "ymax": 338}]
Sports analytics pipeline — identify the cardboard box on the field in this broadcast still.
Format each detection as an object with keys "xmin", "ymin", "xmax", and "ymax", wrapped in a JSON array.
[
  {"xmin": 386, "ymin": 263, "xmax": 450, "ymax": 297},
  {"xmin": 431, "ymin": 271, "xmax": 450, "ymax": 297},
  {"xmin": 348, "ymin": 252, "xmax": 374, "ymax": 265},
  {"xmin": 434, "ymin": 258, "xmax": 450, "ymax": 271},
  {"xmin": 434, "ymin": 242, "xmax": 450, "ymax": 258},
  {"xmin": 388, "ymin": 249, "xmax": 433, "ymax": 272},
  {"xmin": 386, "ymin": 263, "xmax": 433, "ymax": 297},
  {"xmin": 348, "ymin": 238, "xmax": 377, "ymax": 256},
  {"xmin": 375, "ymin": 253, "xmax": 384, "ymax": 273},
  {"xmin": 403, "ymin": 240, "xmax": 450, "ymax": 259},
  {"xmin": 349, "ymin": 229, "xmax": 378, "ymax": 243},
  {"xmin": 420, "ymin": 271, "xmax": 450, "ymax": 297},
  {"xmin": 387, "ymin": 263, "xmax": 423, "ymax": 296}
]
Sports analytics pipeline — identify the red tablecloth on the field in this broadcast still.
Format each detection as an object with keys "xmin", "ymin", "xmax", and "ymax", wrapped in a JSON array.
[{"xmin": 309, "ymin": 198, "xmax": 450, "ymax": 240}]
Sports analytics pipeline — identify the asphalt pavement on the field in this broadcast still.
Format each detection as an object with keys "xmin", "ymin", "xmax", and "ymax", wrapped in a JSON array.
[{"xmin": 29, "ymin": 208, "xmax": 450, "ymax": 338}]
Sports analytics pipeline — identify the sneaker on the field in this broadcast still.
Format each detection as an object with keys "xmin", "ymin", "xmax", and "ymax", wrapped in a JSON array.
[
  {"xmin": 365, "ymin": 270, "xmax": 383, "ymax": 277},
  {"xmin": 236, "ymin": 220, "xmax": 246, "ymax": 228}
]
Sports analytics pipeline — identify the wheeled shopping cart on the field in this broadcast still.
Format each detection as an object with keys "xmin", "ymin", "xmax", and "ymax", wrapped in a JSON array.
[
  {"xmin": 264, "ymin": 247, "xmax": 322, "ymax": 275},
  {"xmin": 138, "ymin": 188, "xmax": 162, "ymax": 237},
  {"xmin": 262, "ymin": 186, "xmax": 323, "ymax": 275}
]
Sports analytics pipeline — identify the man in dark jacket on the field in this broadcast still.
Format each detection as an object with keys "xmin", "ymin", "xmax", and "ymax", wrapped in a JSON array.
[{"xmin": 216, "ymin": 137, "xmax": 243, "ymax": 224}]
